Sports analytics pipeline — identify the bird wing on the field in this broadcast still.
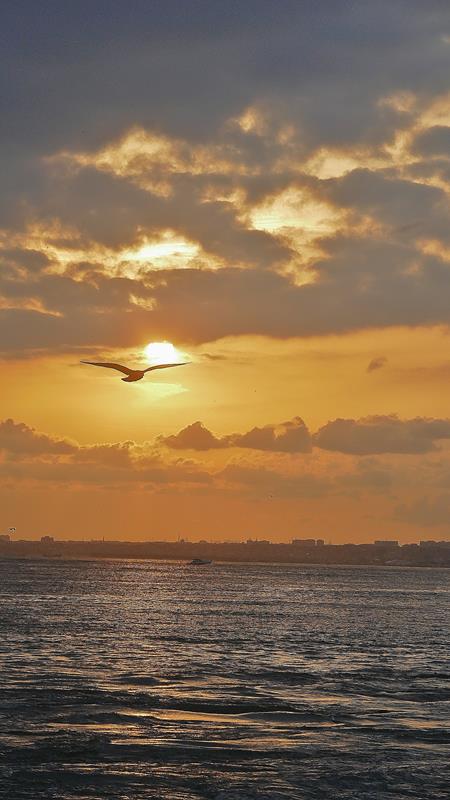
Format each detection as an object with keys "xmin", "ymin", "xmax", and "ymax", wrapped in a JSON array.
[
  {"xmin": 144, "ymin": 362, "xmax": 188, "ymax": 373},
  {"xmin": 80, "ymin": 361, "xmax": 134, "ymax": 375}
]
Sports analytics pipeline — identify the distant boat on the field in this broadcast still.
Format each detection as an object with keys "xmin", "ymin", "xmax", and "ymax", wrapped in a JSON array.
[{"xmin": 189, "ymin": 558, "xmax": 212, "ymax": 565}]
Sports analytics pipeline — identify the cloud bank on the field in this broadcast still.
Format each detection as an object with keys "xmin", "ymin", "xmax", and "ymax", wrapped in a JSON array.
[{"xmin": 0, "ymin": 3, "xmax": 450, "ymax": 356}]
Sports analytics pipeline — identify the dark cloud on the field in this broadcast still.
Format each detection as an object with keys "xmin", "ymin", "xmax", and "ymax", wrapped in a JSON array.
[
  {"xmin": 412, "ymin": 126, "xmax": 450, "ymax": 158},
  {"xmin": 314, "ymin": 415, "xmax": 450, "ymax": 455},
  {"xmin": 137, "ymin": 252, "xmax": 450, "ymax": 342},
  {"xmin": 0, "ymin": 248, "xmax": 52, "ymax": 273},
  {"xmin": 1, "ymin": 163, "xmax": 293, "ymax": 271},
  {"xmin": 324, "ymin": 169, "xmax": 450, "ymax": 242},
  {"xmin": 4, "ymin": 226, "xmax": 450, "ymax": 354},
  {"xmin": 3, "ymin": 1, "xmax": 450, "ymax": 160}
]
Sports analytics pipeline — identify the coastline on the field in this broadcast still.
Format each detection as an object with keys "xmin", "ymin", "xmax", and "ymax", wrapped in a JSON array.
[{"xmin": 1, "ymin": 538, "xmax": 449, "ymax": 569}]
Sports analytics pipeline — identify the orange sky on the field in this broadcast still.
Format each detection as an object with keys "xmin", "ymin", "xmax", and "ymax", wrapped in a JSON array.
[{"xmin": 2, "ymin": 5, "xmax": 450, "ymax": 542}]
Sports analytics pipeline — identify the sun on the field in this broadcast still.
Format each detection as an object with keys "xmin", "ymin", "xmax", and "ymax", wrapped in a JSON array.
[{"xmin": 144, "ymin": 341, "xmax": 181, "ymax": 365}]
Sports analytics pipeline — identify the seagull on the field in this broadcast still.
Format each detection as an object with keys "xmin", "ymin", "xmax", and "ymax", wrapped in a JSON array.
[{"xmin": 80, "ymin": 360, "xmax": 188, "ymax": 382}]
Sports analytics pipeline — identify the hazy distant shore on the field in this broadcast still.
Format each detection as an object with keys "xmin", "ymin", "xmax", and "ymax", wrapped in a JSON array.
[{"xmin": 1, "ymin": 538, "xmax": 449, "ymax": 567}]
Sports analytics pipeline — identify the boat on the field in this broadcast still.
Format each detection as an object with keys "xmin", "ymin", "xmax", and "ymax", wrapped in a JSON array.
[{"xmin": 189, "ymin": 558, "xmax": 212, "ymax": 565}]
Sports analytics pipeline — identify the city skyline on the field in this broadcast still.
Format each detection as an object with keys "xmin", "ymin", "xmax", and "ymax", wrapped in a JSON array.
[{"xmin": 2, "ymin": 533, "xmax": 449, "ymax": 569}]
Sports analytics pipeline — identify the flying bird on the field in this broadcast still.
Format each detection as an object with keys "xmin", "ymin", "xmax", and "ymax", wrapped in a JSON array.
[{"xmin": 81, "ymin": 360, "xmax": 188, "ymax": 382}]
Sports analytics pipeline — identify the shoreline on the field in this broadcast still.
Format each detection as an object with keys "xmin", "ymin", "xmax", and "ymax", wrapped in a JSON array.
[{"xmin": 1, "ymin": 553, "xmax": 449, "ymax": 569}]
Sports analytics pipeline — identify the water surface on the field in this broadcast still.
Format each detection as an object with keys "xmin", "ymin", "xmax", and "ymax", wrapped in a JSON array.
[{"xmin": 0, "ymin": 560, "xmax": 448, "ymax": 799}]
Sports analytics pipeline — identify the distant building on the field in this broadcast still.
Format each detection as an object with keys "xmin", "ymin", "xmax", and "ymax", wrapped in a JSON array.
[
  {"xmin": 292, "ymin": 538, "xmax": 316, "ymax": 546},
  {"xmin": 0, "ymin": 534, "xmax": 10, "ymax": 542},
  {"xmin": 246, "ymin": 538, "xmax": 270, "ymax": 545},
  {"xmin": 420, "ymin": 540, "xmax": 450, "ymax": 547},
  {"xmin": 40, "ymin": 536, "xmax": 54, "ymax": 544},
  {"xmin": 374, "ymin": 540, "xmax": 398, "ymax": 547},
  {"xmin": 316, "ymin": 539, "xmax": 325, "ymax": 547}
]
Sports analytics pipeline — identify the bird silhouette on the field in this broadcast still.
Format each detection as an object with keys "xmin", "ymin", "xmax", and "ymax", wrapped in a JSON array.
[{"xmin": 81, "ymin": 360, "xmax": 188, "ymax": 382}]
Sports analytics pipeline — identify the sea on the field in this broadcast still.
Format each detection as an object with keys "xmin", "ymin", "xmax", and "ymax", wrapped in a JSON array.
[{"xmin": 0, "ymin": 559, "xmax": 448, "ymax": 800}]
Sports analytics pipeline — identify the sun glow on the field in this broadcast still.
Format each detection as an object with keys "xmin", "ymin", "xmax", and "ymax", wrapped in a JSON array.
[
  {"xmin": 144, "ymin": 341, "xmax": 182, "ymax": 364},
  {"xmin": 126, "ymin": 234, "xmax": 199, "ymax": 264}
]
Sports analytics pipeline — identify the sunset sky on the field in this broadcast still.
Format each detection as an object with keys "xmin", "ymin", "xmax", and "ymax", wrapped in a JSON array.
[{"xmin": 2, "ymin": 1, "xmax": 450, "ymax": 542}]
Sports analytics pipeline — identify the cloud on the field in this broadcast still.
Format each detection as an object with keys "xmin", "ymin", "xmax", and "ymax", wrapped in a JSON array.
[
  {"xmin": 3, "ymin": 2, "xmax": 450, "ymax": 161},
  {"xmin": 6, "ymin": 414, "xmax": 450, "ymax": 474},
  {"xmin": 219, "ymin": 463, "xmax": 329, "ymax": 499},
  {"xmin": 323, "ymin": 169, "xmax": 450, "ymax": 247},
  {"xmin": 314, "ymin": 415, "xmax": 450, "ymax": 455},
  {"xmin": 1, "ymin": 3, "xmax": 450, "ymax": 359},
  {"xmin": 200, "ymin": 352, "xmax": 228, "ymax": 361},
  {"xmin": 0, "ymin": 418, "xmax": 210, "ymax": 487},
  {"xmin": 338, "ymin": 459, "xmax": 393, "ymax": 493},
  {"xmin": 1, "ymin": 248, "xmax": 52, "ymax": 274},
  {"xmin": 161, "ymin": 414, "xmax": 450, "ymax": 456},
  {"xmin": 217, "ymin": 458, "xmax": 394, "ymax": 499},
  {"xmin": 4, "ymin": 415, "xmax": 450, "ymax": 519},
  {"xmin": 0, "ymin": 458, "xmax": 212, "ymax": 487},
  {"xmin": 161, "ymin": 417, "xmax": 312, "ymax": 453},
  {"xmin": 3, "ymin": 230, "xmax": 450, "ymax": 354},
  {"xmin": 0, "ymin": 419, "xmax": 76, "ymax": 456},
  {"xmin": 367, "ymin": 356, "xmax": 387, "ymax": 372},
  {"xmin": 73, "ymin": 442, "xmax": 136, "ymax": 468},
  {"xmin": 395, "ymin": 495, "xmax": 450, "ymax": 527},
  {"xmin": 412, "ymin": 126, "xmax": 450, "ymax": 158},
  {"xmin": 229, "ymin": 417, "xmax": 312, "ymax": 453},
  {"xmin": 160, "ymin": 421, "xmax": 226, "ymax": 451}
]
